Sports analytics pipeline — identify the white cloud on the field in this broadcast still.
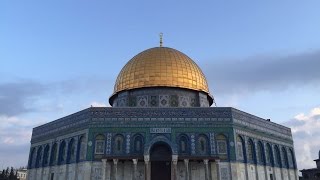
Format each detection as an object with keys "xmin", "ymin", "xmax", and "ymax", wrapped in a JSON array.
[
  {"xmin": 311, "ymin": 107, "xmax": 320, "ymax": 116},
  {"xmin": 285, "ymin": 107, "xmax": 320, "ymax": 170},
  {"xmin": 3, "ymin": 137, "xmax": 15, "ymax": 144},
  {"xmin": 0, "ymin": 115, "xmax": 47, "ymax": 168},
  {"xmin": 0, "ymin": 115, "xmax": 45, "ymax": 145}
]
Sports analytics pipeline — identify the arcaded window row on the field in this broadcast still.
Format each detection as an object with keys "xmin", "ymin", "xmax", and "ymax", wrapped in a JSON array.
[
  {"xmin": 93, "ymin": 133, "xmax": 229, "ymax": 157},
  {"xmin": 28, "ymin": 135, "xmax": 86, "ymax": 169},
  {"xmin": 236, "ymin": 135, "xmax": 296, "ymax": 168}
]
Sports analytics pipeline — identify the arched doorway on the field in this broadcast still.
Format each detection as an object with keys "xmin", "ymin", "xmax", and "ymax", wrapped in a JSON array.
[{"xmin": 150, "ymin": 142, "xmax": 172, "ymax": 180}]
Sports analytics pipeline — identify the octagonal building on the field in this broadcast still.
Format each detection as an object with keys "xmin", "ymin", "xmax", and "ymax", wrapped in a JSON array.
[{"xmin": 27, "ymin": 45, "xmax": 298, "ymax": 180}]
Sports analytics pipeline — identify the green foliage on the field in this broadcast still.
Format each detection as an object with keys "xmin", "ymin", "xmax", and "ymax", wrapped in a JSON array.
[{"xmin": 0, "ymin": 167, "xmax": 19, "ymax": 180}]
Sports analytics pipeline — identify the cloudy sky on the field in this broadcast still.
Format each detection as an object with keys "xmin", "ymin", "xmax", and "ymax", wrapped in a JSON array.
[{"xmin": 1, "ymin": 0, "xmax": 320, "ymax": 171}]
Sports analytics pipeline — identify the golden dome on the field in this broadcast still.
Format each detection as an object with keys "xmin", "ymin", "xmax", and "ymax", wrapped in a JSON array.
[{"xmin": 112, "ymin": 47, "xmax": 210, "ymax": 95}]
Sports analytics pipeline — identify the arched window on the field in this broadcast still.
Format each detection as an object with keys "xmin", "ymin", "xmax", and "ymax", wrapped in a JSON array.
[
  {"xmin": 266, "ymin": 143, "xmax": 273, "ymax": 165},
  {"xmin": 35, "ymin": 146, "xmax": 43, "ymax": 168},
  {"xmin": 236, "ymin": 136, "xmax": 245, "ymax": 160},
  {"xmin": 95, "ymin": 135, "xmax": 105, "ymax": 154},
  {"xmin": 78, "ymin": 136, "xmax": 86, "ymax": 161},
  {"xmin": 59, "ymin": 141, "xmax": 66, "ymax": 164},
  {"xmin": 133, "ymin": 135, "xmax": 143, "ymax": 153},
  {"xmin": 114, "ymin": 135, "xmax": 124, "ymax": 154},
  {"xmin": 288, "ymin": 149, "xmax": 295, "ymax": 168},
  {"xmin": 217, "ymin": 134, "xmax": 227, "ymax": 155},
  {"xmin": 282, "ymin": 147, "xmax": 289, "ymax": 168},
  {"xmin": 43, "ymin": 145, "xmax": 50, "ymax": 166},
  {"xmin": 50, "ymin": 143, "xmax": 57, "ymax": 165},
  {"xmin": 274, "ymin": 146, "xmax": 281, "ymax": 167},
  {"xmin": 179, "ymin": 135, "xmax": 189, "ymax": 154},
  {"xmin": 257, "ymin": 141, "xmax": 264, "ymax": 164},
  {"xmin": 247, "ymin": 139, "xmax": 255, "ymax": 162},
  {"xmin": 289, "ymin": 149, "xmax": 296, "ymax": 168},
  {"xmin": 29, "ymin": 148, "xmax": 36, "ymax": 168},
  {"xmin": 198, "ymin": 134, "xmax": 209, "ymax": 154},
  {"xmin": 67, "ymin": 139, "xmax": 76, "ymax": 162}
]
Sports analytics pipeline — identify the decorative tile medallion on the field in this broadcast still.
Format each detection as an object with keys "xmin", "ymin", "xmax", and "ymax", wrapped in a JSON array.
[
  {"xmin": 106, "ymin": 133, "xmax": 112, "ymax": 155},
  {"xmin": 126, "ymin": 134, "xmax": 131, "ymax": 154},
  {"xmin": 210, "ymin": 132, "xmax": 216, "ymax": 154},
  {"xmin": 170, "ymin": 95, "xmax": 179, "ymax": 107},
  {"xmin": 191, "ymin": 134, "xmax": 196, "ymax": 154},
  {"xmin": 179, "ymin": 96, "xmax": 190, "ymax": 107},
  {"xmin": 150, "ymin": 96, "xmax": 158, "ymax": 107},
  {"xmin": 159, "ymin": 95, "xmax": 169, "ymax": 107},
  {"xmin": 137, "ymin": 96, "xmax": 148, "ymax": 107}
]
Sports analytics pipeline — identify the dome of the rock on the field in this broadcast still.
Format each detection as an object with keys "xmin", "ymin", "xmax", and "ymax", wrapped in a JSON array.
[{"xmin": 110, "ymin": 47, "xmax": 214, "ymax": 106}]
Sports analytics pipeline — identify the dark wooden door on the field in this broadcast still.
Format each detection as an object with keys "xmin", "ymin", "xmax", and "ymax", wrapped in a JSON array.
[
  {"xmin": 150, "ymin": 143, "xmax": 172, "ymax": 180},
  {"xmin": 151, "ymin": 161, "xmax": 171, "ymax": 180}
]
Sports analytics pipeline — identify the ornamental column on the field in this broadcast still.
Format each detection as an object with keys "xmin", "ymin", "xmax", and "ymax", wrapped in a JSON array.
[
  {"xmin": 102, "ymin": 159, "xmax": 111, "ymax": 180},
  {"xmin": 204, "ymin": 159, "xmax": 209, "ymax": 180},
  {"xmin": 184, "ymin": 159, "xmax": 190, "ymax": 180},
  {"xmin": 102, "ymin": 159, "xmax": 107, "ymax": 180},
  {"xmin": 216, "ymin": 159, "xmax": 221, "ymax": 180},
  {"xmin": 144, "ymin": 155, "xmax": 150, "ymax": 180},
  {"xmin": 113, "ymin": 159, "xmax": 118, "ymax": 180},
  {"xmin": 132, "ymin": 159, "xmax": 138, "ymax": 180},
  {"xmin": 172, "ymin": 155, "xmax": 178, "ymax": 180}
]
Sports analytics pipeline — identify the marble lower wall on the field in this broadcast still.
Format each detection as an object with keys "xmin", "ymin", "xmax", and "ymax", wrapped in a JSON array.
[
  {"xmin": 177, "ymin": 162, "xmax": 186, "ymax": 180},
  {"xmin": 229, "ymin": 162, "xmax": 299, "ymax": 180},
  {"xmin": 257, "ymin": 165, "xmax": 266, "ymax": 180},
  {"xmin": 190, "ymin": 162, "xmax": 206, "ymax": 180},
  {"xmin": 27, "ymin": 161, "xmax": 298, "ymax": 180},
  {"xmin": 27, "ymin": 162, "xmax": 93, "ymax": 180}
]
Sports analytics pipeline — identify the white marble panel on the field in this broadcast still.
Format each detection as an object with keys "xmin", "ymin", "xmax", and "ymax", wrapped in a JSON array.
[
  {"xmin": 257, "ymin": 165, "xmax": 266, "ymax": 180},
  {"xmin": 137, "ymin": 162, "xmax": 145, "ymax": 180},
  {"xmin": 123, "ymin": 161, "xmax": 133, "ymax": 180},
  {"xmin": 219, "ymin": 162, "xmax": 230, "ymax": 180},
  {"xmin": 247, "ymin": 164, "xmax": 256, "ymax": 180},
  {"xmin": 177, "ymin": 162, "xmax": 186, "ymax": 180}
]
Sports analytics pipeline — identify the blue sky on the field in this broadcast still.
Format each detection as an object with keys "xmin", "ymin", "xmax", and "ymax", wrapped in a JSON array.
[{"xmin": 1, "ymin": 0, "xmax": 320, "ymax": 170}]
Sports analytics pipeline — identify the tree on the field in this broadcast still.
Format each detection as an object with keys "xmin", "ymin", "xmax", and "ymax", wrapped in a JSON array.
[
  {"xmin": 0, "ymin": 167, "xmax": 19, "ymax": 180},
  {"xmin": 5, "ymin": 167, "xmax": 9, "ymax": 177},
  {"xmin": 9, "ymin": 167, "xmax": 15, "ymax": 180},
  {"xmin": 0, "ymin": 169, "xmax": 5, "ymax": 179}
]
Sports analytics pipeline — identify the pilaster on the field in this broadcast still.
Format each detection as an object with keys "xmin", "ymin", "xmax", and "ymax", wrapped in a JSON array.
[
  {"xmin": 172, "ymin": 155, "xmax": 178, "ymax": 180},
  {"xmin": 144, "ymin": 155, "xmax": 150, "ymax": 180},
  {"xmin": 204, "ymin": 159, "xmax": 210, "ymax": 180},
  {"xmin": 133, "ymin": 159, "xmax": 138, "ymax": 180},
  {"xmin": 216, "ymin": 159, "xmax": 221, "ymax": 180},
  {"xmin": 102, "ymin": 159, "xmax": 108, "ymax": 180},
  {"xmin": 184, "ymin": 159, "xmax": 190, "ymax": 180},
  {"xmin": 113, "ymin": 159, "xmax": 118, "ymax": 180}
]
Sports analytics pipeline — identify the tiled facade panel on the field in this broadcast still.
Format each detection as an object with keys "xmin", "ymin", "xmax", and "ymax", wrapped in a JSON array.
[{"xmin": 28, "ymin": 107, "xmax": 297, "ymax": 180}]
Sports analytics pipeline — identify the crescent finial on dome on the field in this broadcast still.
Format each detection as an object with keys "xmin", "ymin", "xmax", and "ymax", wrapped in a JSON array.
[{"xmin": 159, "ymin": 33, "xmax": 163, "ymax": 47}]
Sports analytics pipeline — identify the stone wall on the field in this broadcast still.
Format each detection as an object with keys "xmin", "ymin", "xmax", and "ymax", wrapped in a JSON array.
[
  {"xmin": 28, "ymin": 160, "xmax": 299, "ymax": 180},
  {"xmin": 27, "ymin": 162, "xmax": 92, "ymax": 180},
  {"xmin": 229, "ymin": 162, "xmax": 299, "ymax": 180}
]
